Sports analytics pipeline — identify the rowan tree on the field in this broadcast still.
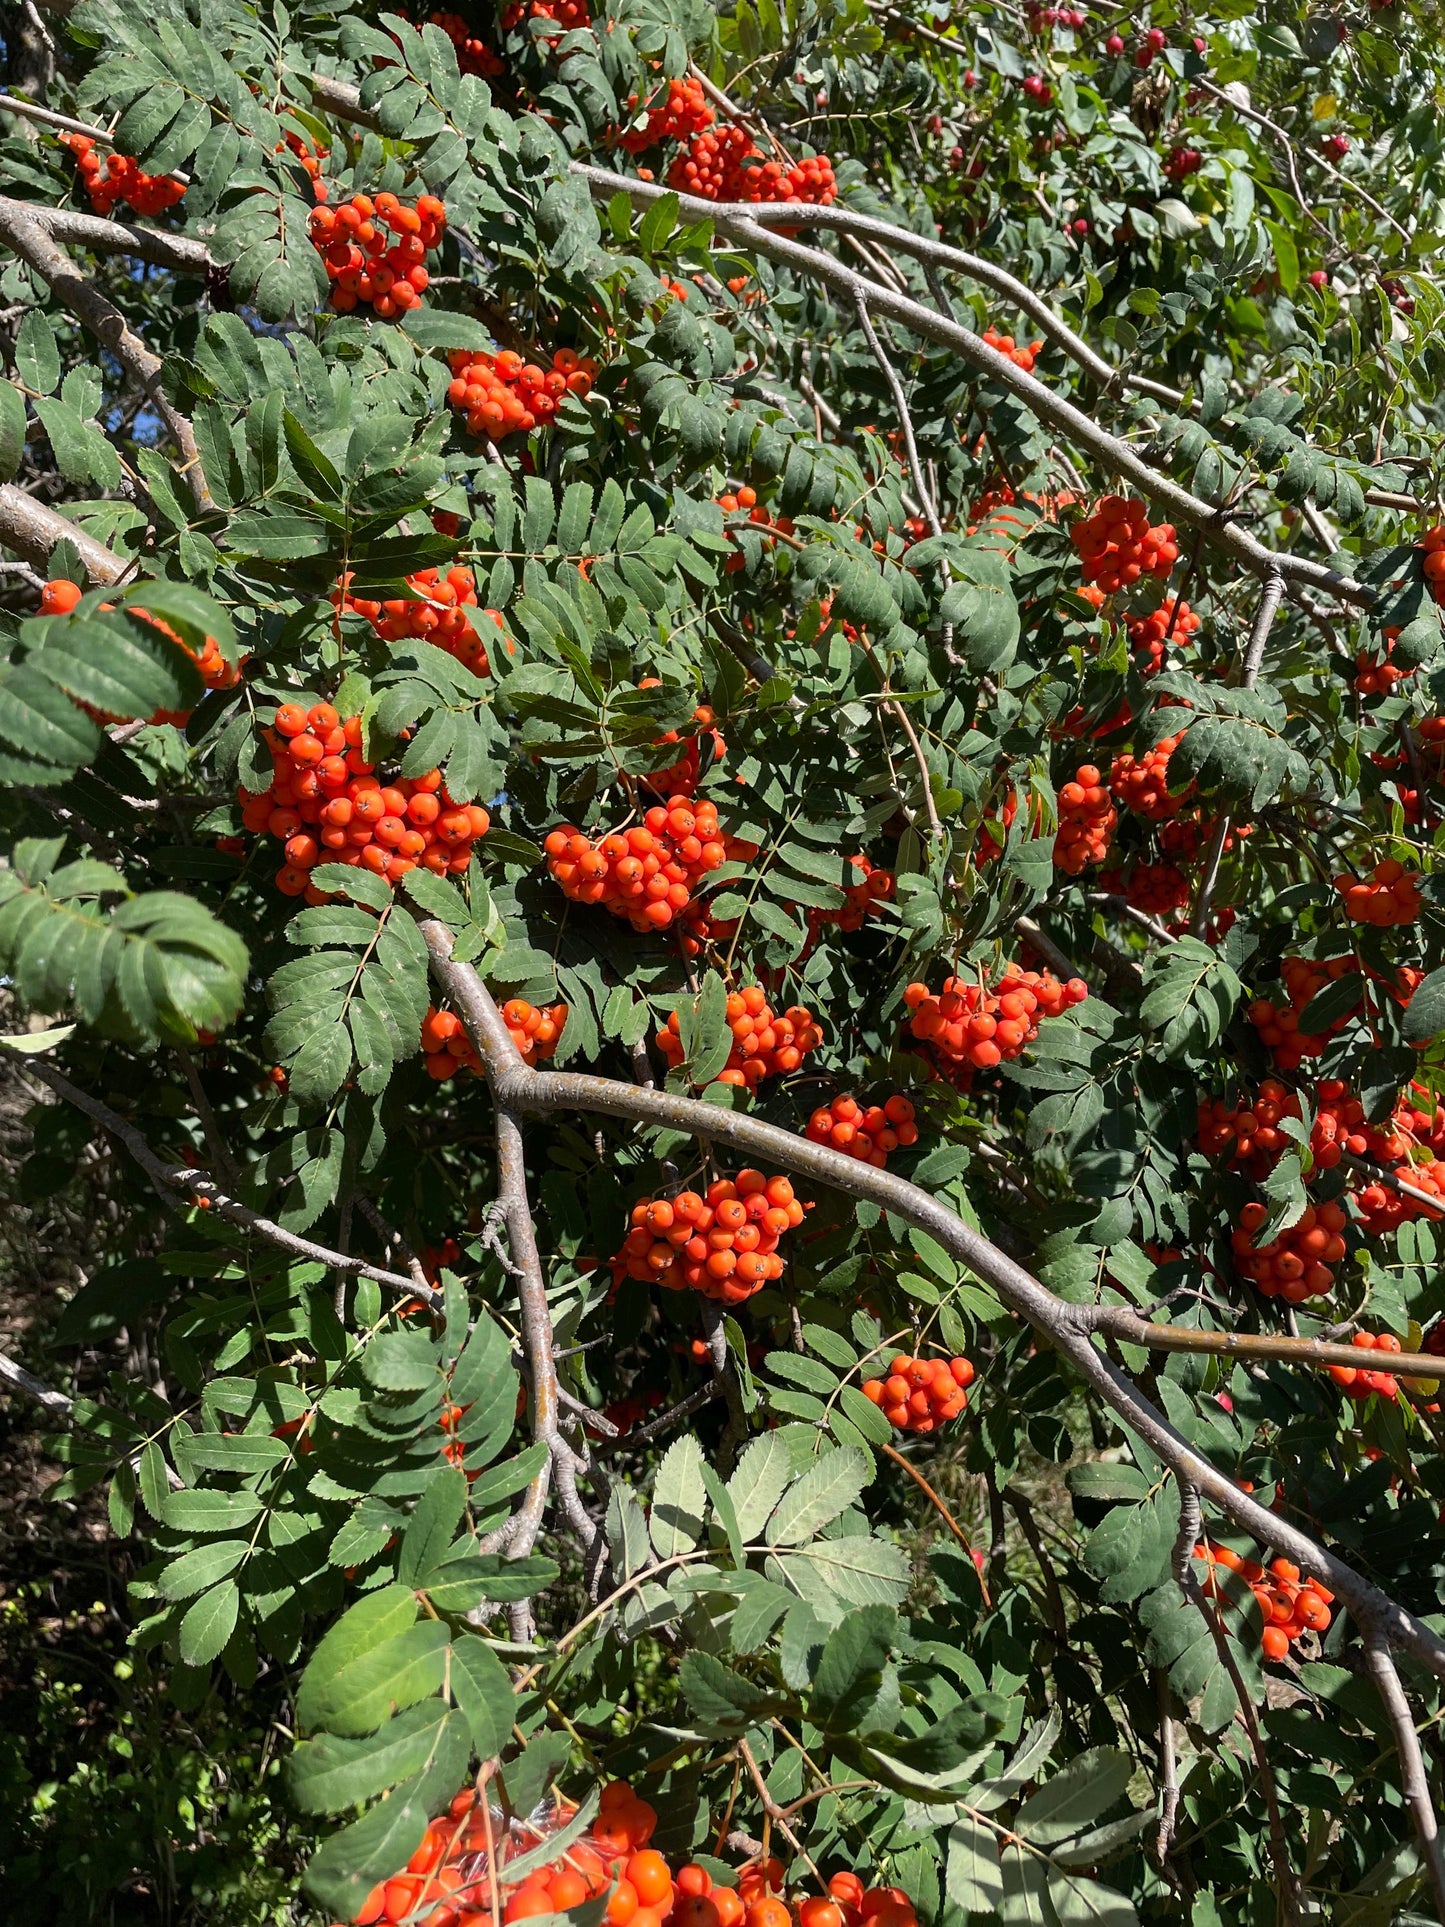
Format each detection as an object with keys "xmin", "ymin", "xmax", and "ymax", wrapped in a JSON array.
[{"xmin": 2, "ymin": 0, "xmax": 1445, "ymax": 1923}]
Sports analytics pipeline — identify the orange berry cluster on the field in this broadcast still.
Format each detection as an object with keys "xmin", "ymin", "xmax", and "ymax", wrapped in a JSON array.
[
  {"xmin": 39, "ymin": 579, "xmax": 238, "ymax": 723},
  {"xmin": 1328, "ymin": 1330, "xmax": 1404, "ymax": 1401},
  {"xmin": 621, "ymin": 75, "xmax": 714, "ymax": 150},
  {"xmin": 280, "ymin": 129, "xmax": 330, "ymax": 199},
  {"xmin": 1354, "ymin": 629, "xmax": 1411, "ymax": 696},
  {"xmin": 1197, "ymin": 1079, "xmax": 1303, "ymax": 1175},
  {"xmin": 419, "ymin": 1000, "xmax": 565, "ymax": 1078},
  {"xmin": 1070, "ymin": 495, "xmax": 1181, "ymax": 592},
  {"xmin": 656, "ymin": 985, "xmax": 822, "ymax": 1089},
  {"xmin": 1396, "ymin": 1080, "xmax": 1445, "ymax": 1156},
  {"xmin": 829, "ymin": 853, "xmax": 897, "ymax": 930},
  {"xmin": 502, "ymin": 0, "xmax": 591, "ymax": 35},
  {"xmin": 1110, "ymin": 732, "xmax": 1190, "ymax": 819},
  {"xmin": 807, "ymin": 1094, "xmax": 918, "ymax": 1167},
  {"xmin": 446, "ymin": 345, "xmax": 596, "ymax": 440},
  {"xmin": 336, "ymin": 566, "xmax": 507, "ymax": 676},
  {"xmin": 718, "ymin": 485, "xmax": 797, "ymax": 572},
  {"xmin": 427, "ymin": 10, "xmax": 505, "ymax": 76},
  {"xmin": 1232, "ymin": 1199, "xmax": 1348, "ymax": 1303},
  {"xmin": 613, "ymin": 1171, "xmax": 807, "ymax": 1304},
  {"xmin": 1097, "ymin": 857, "xmax": 1191, "ymax": 916},
  {"xmin": 1335, "ymin": 856, "xmax": 1421, "ymax": 925},
  {"xmin": 238, "ymin": 701, "xmax": 488, "ymax": 899},
  {"xmin": 1193, "ymin": 1543, "xmax": 1334, "ymax": 1663},
  {"xmin": 1126, "ymin": 596, "xmax": 1201, "ymax": 671},
  {"xmin": 309, "ymin": 192, "xmax": 445, "ymax": 317},
  {"xmin": 1248, "ymin": 956, "xmax": 1360, "ymax": 1070},
  {"xmin": 1422, "ymin": 525, "xmax": 1445, "ymax": 605},
  {"xmin": 61, "ymin": 133, "xmax": 185, "ymax": 215},
  {"xmin": 544, "ymin": 796, "xmax": 730, "ymax": 934},
  {"xmin": 1353, "ymin": 1158, "xmax": 1445, "ymax": 1234},
  {"xmin": 863, "ymin": 1352, "xmax": 974, "ymax": 1431},
  {"xmin": 1053, "ymin": 762, "xmax": 1117, "ymax": 872},
  {"xmin": 666, "ymin": 124, "xmax": 837, "ymax": 208},
  {"xmin": 903, "ymin": 968, "xmax": 1088, "ymax": 1071},
  {"xmin": 636, "ymin": 682, "xmax": 725, "ymax": 795},
  {"xmin": 982, "ymin": 326, "xmax": 1043, "ymax": 371},
  {"xmin": 438, "ymin": 1395, "xmax": 475, "ymax": 1476}
]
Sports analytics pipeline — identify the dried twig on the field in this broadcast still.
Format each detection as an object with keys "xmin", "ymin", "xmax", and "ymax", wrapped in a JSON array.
[{"xmin": 1362, "ymin": 1633, "xmax": 1445, "ymax": 1920}]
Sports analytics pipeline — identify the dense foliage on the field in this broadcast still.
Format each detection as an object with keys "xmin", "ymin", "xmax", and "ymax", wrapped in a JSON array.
[{"xmin": 2, "ymin": 0, "xmax": 1445, "ymax": 1922}]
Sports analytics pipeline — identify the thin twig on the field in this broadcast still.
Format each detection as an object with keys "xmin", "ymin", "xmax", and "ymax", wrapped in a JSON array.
[
  {"xmin": 1362, "ymin": 1633, "xmax": 1445, "ymax": 1920},
  {"xmin": 0, "ymin": 1349, "xmax": 73, "ymax": 1412},
  {"xmin": 881, "ymin": 1438, "xmax": 991, "ymax": 1605}
]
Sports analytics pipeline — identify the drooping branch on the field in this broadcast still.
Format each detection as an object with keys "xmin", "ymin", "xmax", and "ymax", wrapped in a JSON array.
[
  {"xmin": 418, "ymin": 921, "xmax": 1445, "ymax": 1684},
  {"xmin": 1362, "ymin": 1633, "xmax": 1445, "ymax": 1920},
  {"xmin": 0, "ymin": 1348, "xmax": 74, "ymax": 1412},
  {"xmin": 25, "ymin": 1060, "xmax": 438, "ymax": 1306},
  {"xmin": 0, "ymin": 482, "xmax": 128, "ymax": 582},
  {"xmin": 0, "ymin": 198, "xmax": 210, "ymax": 498}
]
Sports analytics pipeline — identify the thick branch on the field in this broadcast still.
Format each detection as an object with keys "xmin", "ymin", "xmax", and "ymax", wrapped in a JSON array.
[
  {"xmin": 0, "ymin": 482, "xmax": 128, "ymax": 582},
  {"xmin": 26, "ymin": 1060, "xmax": 437, "ymax": 1306},
  {"xmin": 1363, "ymin": 1634, "xmax": 1445, "ymax": 1920},
  {"xmin": 1081, "ymin": 1306, "xmax": 1445, "ymax": 1383},
  {"xmin": 0, "ymin": 199, "xmax": 209, "ymax": 495},
  {"xmin": 418, "ymin": 920, "xmax": 1445, "ymax": 1683},
  {"xmin": 0, "ymin": 195, "xmax": 212, "ymax": 275}
]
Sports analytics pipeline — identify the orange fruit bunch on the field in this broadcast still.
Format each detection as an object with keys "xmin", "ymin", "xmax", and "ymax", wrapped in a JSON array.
[
  {"xmin": 39, "ymin": 578, "xmax": 238, "ymax": 723},
  {"xmin": 336, "ymin": 566, "xmax": 508, "ymax": 676},
  {"xmin": 666, "ymin": 125, "xmax": 837, "ymax": 207},
  {"xmin": 1248, "ymin": 955, "xmax": 1361, "ymax": 1071},
  {"xmin": 309, "ymin": 191, "xmax": 447, "ymax": 317},
  {"xmin": 612, "ymin": 1171, "xmax": 808, "ymax": 1304},
  {"xmin": 544, "ymin": 796, "xmax": 732, "ymax": 934},
  {"xmin": 863, "ymin": 1353, "xmax": 974, "ymax": 1431},
  {"xmin": 1421, "ymin": 524, "xmax": 1445, "ymax": 606},
  {"xmin": 1231, "ymin": 1199, "xmax": 1348, "ymax": 1303},
  {"xmin": 1354, "ymin": 628, "xmax": 1411, "ymax": 696},
  {"xmin": 717, "ymin": 485, "xmax": 797, "ymax": 573},
  {"xmin": 1126, "ymin": 595, "xmax": 1200, "ymax": 672},
  {"xmin": 1193, "ymin": 1542, "xmax": 1333, "ymax": 1663},
  {"xmin": 1096, "ymin": 857, "xmax": 1191, "ymax": 916},
  {"xmin": 656, "ymin": 984, "xmax": 822, "ymax": 1089},
  {"xmin": 620, "ymin": 75, "xmax": 715, "ymax": 150},
  {"xmin": 446, "ymin": 346, "xmax": 596, "ymax": 440},
  {"xmin": 279, "ymin": 129, "xmax": 329, "ymax": 200},
  {"xmin": 238, "ymin": 701, "xmax": 488, "ymax": 899},
  {"xmin": 1053, "ymin": 762, "xmax": 1117, "ymax": 872},
  {"xmin": 61, "ymin": 133, "xmax": 185, "ymax": 215},
  {"xmin": 1352, "ymin": 1158, "xmax": 1445, "ymax": 1234},
  {"xmin": 982, "ymin": 326, "xmax": 1044, "ymax": 371},
  {"xmin": 426, "ymin": 9, "xmax": 505, "ymax": 76},
  {"xmin": 904, "ymin": 967, "xmax": 1088, "ymax": 1072},
  {"xmin": 1197, "ymin": 1079, "xmax": 1302, "ymax": 1175},
  {"xmin": 1069, "ymin": 495, "xmax": 1181, "ymax": 592},
  {"xmin": 1335, "ymin": 856, "xmax": 1422, "ymax": 926},
  {"xmin": 501, "ymin": 0, "xmax": 591, "ymax": 36},
  {"xmin": 1110, "ymin": 732, "xmax": 1191, "ymax": 819},
  {"xmin": 1327, "ymin": 1330, "xmax": 1404, "ymax": 1400},
  {"xmin": 807, "ymin": 1095, "xmax": 918, "ymax": 1168},
  {"xmin": 635, "ymin": 680, "xmax": 725, "ymax": 794}
]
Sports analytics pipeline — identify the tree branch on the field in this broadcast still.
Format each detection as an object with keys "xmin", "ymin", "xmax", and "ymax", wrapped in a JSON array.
[
  {"xmin": 0, "ymin": 1348, "xmax": 74, "ymax": 1412},
  {"xmin": 417, "ymin": 920, "xmax": 1445, "ymax": 1683},
  {"xmin": 1362, "ymin": 1633, "xmax": 1445, "ymax": 1921},
  {"xmin": 0, "ymin": 194, "xmax": 212, "ymax": 275},
  {"xmin": 25, "ymin": 1059, "xmax": 438, "ymax": 1306},
  {"xmin": 0, "ymin": 482, "xmax": 128, "ymax": 582}
]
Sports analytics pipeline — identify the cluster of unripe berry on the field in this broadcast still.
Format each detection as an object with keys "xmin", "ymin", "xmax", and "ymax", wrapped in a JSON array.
[
  {"xmin": 1053, "ymin": 763, "xmax": 1117, "ymax": 873},
  {"xmin": 336, "ymin": 566, "xmax": 508, "ymax": 677},
  {"xmin": 61, "ymin": 133, "xmax": 185, "ymax": 215},
  {"xmin": 308, "ymin": 191, "xmax": 446, "ymax": 317},
  {"xmin": 903, "ymin": 968, "xmax": 1088, "ymax": 1072},
  {"xmin": 862, "ymin": 1352, "xmax": 974, "ymax": 1432},
  {"xmin": 1126, "ymin": 596, "xmax": 1200, "ymax": 670},
  {"xmin": 1192, "ymin": 1543, "xmax": 1334, "ymax": 1663},
  {"xmin": 612, "ymin": 1171, "xmax": 808, "ymax": 1304},
  {"xmin": 1070, "ymin": 497, "xmax": 1181, "ymax": 593},
  {"xmin": 620, "ymin": 75, "xmax": 714, "ymax": 150},
  {"xmin": 1327, "ymin": 1330, "xmax": 1403, "ymax": 1401},
  {"xmin": 545, "ymin": 797, "xmax": 733, "ymax": 934},
  {"xmin": 656, "ymin": 986, "xmax": 822, "ymax": 1089},
  {"xmin": 238, "ymin": 702, "xmax": 488, "ymax": 898},
  {"xmin": 666, "ymin": 124, "xmax": 837, "ymax": 207},
  {"xmin": 446, "ymin": 346, "xmax": 597, "ymax": 441},
  {"xmin": 1231, "ymin": 1199, "xmax": 1348, "ymax": 1303},
  {"xmin": 40, "ymin": 579, "xmax": 238, "ymax": 723},
  {"xmin": 806, "ymin": 1094, "xmax": 918, "ymax": 1167},
  {"xmin": 1335, "ymin": 857, "xmax": 1421, "ymax": 926},
  {"xmin": 981, "ymin": 327, "xmax": 1045, "ymax": 371}
]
